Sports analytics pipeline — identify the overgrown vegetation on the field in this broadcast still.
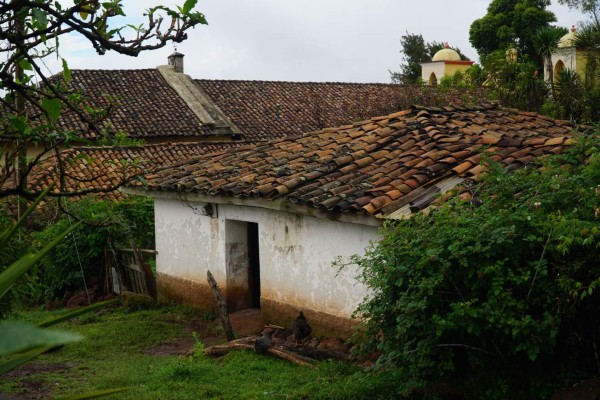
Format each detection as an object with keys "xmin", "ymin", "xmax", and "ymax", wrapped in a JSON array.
[
  {"xmin": 348, "ymin": 136, "xmax": 600, "ymax": 399},
  {"xmin": 30, "ymin": 196, "xmax": 155, "ymax": 303},
  {"xmin": 469, "ymin": 0, "xmax": 557, "ymax": 64},
  {"xmin": 0, "ymin": 305, "xmax": 400, "ymax": 399},
  {"xmin": 0, "ymin": 196, "xmax": 154, "ymax": 312}
]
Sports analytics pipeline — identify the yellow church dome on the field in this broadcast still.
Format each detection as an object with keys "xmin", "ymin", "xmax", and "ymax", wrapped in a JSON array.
[
  {"xmin": 558, "ymin": 25, "xmax": 577, "ymax": 48},
  {"xmin": 432, "ymin": 42, "xmax": 461, "ymax": 62}
]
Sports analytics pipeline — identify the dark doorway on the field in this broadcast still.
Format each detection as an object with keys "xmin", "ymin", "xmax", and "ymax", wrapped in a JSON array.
[
  {"xmin": 225, "ymin": 220, "xmax": 261, "ymax": 312},
  {"xmin": 247, "ymin": 223, "xmax": 261, "ymax": 308}
]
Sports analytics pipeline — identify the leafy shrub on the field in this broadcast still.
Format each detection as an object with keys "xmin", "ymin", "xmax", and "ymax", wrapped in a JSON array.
[
  {"xmin": 31, "ymin": 196, "xmax": 154, "ymax": 302},
  {"xmin": 0, "ymin": 205, "xmax": 34, "ymax": 317},
  {"xmin": 484, "ymin": 51, "xmax": 548, "ymax": 113},
  {"xmin": 349, "ymin": 136, "xmax": 600, "ymax": 399}
]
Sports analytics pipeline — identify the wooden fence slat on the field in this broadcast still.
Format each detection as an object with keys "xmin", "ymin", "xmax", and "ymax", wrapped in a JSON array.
[{"xmin": 106, "ymin": 245, "xmax": 157, "ymax": 297}]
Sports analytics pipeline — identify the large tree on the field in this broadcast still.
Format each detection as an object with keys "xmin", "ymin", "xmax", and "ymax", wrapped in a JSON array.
[
  {"xmin": 469, "ymin": 0, "xmax": 557, "ymax": 63},
  {"xmin": 390, "ymin": 32, "xmax": 469, "ymax": 84},
  {"xmin": 0, "ymin": 0, "xmax": 206, "ymax": 202}
]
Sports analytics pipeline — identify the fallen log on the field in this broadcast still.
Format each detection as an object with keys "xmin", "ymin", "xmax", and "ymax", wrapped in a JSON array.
[
  {"xmin": 201, "ymin": 336, "xmax": 347, "ymax": 367},
  {"xmin": 203, "ymin": 343, "xmax": 254, "ymax": 357},
  {"xmin": 264, "ymin": 324, "xmax": 285, "ymax": 330},
  {"xmin": 276, "ymin": 341, "xmax": 350, "ymax": 361},
  {"xmin": 202, "ymin": 342, "xmax": 316, "ymax": 368},
  {"xmin": 268, "ymin": 347, "xmax": 316, "ymax": 368}
]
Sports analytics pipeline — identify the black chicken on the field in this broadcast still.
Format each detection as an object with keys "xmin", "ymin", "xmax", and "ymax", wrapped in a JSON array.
[
  {"xmin": 291, "ymin": 311, "xmax": 312, "ymax": 343},
  {"xmin": 254, "ymin": 333, "xmax": 272, "ymax": 354}
]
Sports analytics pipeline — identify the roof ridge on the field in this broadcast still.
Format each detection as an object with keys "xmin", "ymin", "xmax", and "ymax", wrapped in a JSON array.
[
  {"xmin": 69, "ymin": 68, "xmax": 157, "ymax": 73},
  {"xmin": 194, "ymin": 78, "xmax": 402, "ymax": 87},
  {"xmin": 65, "ymin": 141, "xmax": 244, "ymax": 151}
]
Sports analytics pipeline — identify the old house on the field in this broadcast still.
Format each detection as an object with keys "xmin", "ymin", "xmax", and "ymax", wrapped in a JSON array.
[{"xmin": 123, "ymin": 104, "xmax": 583, "ymax": 335}]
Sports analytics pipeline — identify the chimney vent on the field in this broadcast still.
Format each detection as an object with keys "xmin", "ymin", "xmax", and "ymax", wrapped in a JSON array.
[{"xmin": 168, "ymin": 52, "xmax": 184, "ymax": 73}]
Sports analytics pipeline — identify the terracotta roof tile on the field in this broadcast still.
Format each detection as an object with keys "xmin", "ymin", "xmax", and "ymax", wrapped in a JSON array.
[
  {"xmin": 47, "ymin": 69, "xmax": 223, "ymax": 139},
  {"xmin": 142, "ymin": 104, "xmax": 588, "ymax": 217},
  {"xmin": 24, "ymin": 142, "xmax": 238, "ymax": 200},
  {"xmin": 194, "ymin": 80, "xmax": 489, "ymax": 142}
]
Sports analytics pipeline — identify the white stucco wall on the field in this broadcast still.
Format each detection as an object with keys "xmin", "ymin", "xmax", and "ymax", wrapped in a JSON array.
[
  {"xmin": 549, "ymin": 47, "xmax": 578, "ymax": 81},
  {"xmin": 421, "ymin": 62, "xmax": 446, "ymax": 84},
  {"xmin": 154, "ymin": 198, "xmax": 380, "ymax": 319}
]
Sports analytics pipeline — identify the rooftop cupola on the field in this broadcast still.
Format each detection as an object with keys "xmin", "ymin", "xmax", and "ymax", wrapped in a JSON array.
[
  {"xmin": 420, "ymin": 41, "xmax": 473, "ymax": 85},
  {"xmin": 558, "ymin": 25, "xmax": 577, "ymax": 48},
  {"xmin": 432, "ymin": 42, "xmax": 462, "ymax": 62}
]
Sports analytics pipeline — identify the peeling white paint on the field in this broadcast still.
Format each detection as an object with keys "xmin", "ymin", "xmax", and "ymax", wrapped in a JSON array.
[{"xmin": 154, "ymin": 199, "xmax": 379, "ymax": 319}]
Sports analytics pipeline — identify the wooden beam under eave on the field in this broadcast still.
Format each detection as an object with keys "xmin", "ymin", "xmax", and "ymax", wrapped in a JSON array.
[{"xmin": 121, "ymin": 186, "xmax": 383, "ymax": 227}]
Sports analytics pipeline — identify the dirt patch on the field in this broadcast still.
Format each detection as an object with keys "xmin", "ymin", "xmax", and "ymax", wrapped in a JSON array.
[
  {"xmin": 144, "ymin": 308, "xmax": 263, "ymax": 356},
  {"xmin": 1, "ymin": 361, "xmax": 75, "ymax": 400}
]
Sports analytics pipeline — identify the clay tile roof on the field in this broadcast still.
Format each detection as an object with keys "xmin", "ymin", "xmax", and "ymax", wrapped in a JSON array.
[
  {"xmin": 194, "ymin": 80, "xmax": 488, "ymax": 142},
  {"xmin": 142, "ymin": 104, "xmax": 588, "ymax": 218},
  {"xmin": 52, "ymin": 69, "xmax": 217, "ymax": 139},
  {"xmin": 26, "ymin": 142, "xmax": 239, "ymax": 201}
]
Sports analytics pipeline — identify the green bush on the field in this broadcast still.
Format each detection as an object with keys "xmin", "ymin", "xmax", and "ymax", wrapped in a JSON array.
[
  {"xmin": 484, "ymin": 51, "xmax": 548, "ymax": 113},
  {"xmin": 31, "ymin": 196, "xmax": 154, "ymax": 302},
  {"xmin": 348, "ymin": 136, "xmax": 600, "ymax": 399},
  {"xmin": 0, "ymin": 205, "xmax": 34, "ymax": 317}
]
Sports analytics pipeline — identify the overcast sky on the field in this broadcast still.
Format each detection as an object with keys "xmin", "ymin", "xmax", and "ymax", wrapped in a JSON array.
[{"xmin": 55, "ymin": 0, "xmax": 586, "ymax": 83}]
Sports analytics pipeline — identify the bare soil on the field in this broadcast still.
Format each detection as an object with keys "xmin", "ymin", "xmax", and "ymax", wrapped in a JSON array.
[
  {"xmin": 144, "ymin": 308, "xmax": 264, "ymax": 356},
  {"xmin": 1, "ymin": 362, "xmax": 76, "ymax": 400}
]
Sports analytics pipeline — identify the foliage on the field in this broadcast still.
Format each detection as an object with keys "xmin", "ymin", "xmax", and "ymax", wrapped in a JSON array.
[
  {"xmin": 1, "ymin": 305, "xmax": 401, "ymax": 399},
  {"xmin": 29, "ymin": 196, "xmax": 155, "ymax": 302},
  {"xmin": 390, "ymin": 32, "xmax": 469, "ymax": 84},
  {"xmin": 348, "ymin": 136, "xmax": 600, "ymax": 399},
  {"xmin": 0, "ymin": 185, "xmax": 125, "ymax": 400},
  {"xmin": 0, "ymin": 207, "xmax": 30, "ymax": 317},
  {"xmin": 484, "ymin": 52, "xmax": 548, "ymax": 112},
  {"xmin": 0, "ymin": 0, "xmax": 207, "ymax": 200},
  {"xmin": 469, "ymin": 0, "xmax": 557, "ymax": 64},
  {"xmin": 536, "ymin": 23, "xmax": 600, "ymax": 123},
  {"xmin": 534, "ymin": 26, "xmax": 568, "ymax": 93},
  {"xmin": 437, "ymin": 68, "xmax": 487, "ymax": 92}
]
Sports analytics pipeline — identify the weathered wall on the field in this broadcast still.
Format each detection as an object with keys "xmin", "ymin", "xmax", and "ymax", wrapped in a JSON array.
[
  {"xmin": 549, "ymin": 48, "xmax": 588, "ymax": 81},
  {"xmin": 421, "ymin": 62, "xmax": 446, "ymax": 84},
  {"xmin": 154, "ymin": 198, "xmax": 379, "ymax": 330}
]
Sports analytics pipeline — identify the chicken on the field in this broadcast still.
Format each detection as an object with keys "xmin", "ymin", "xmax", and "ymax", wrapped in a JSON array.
[
  {"xmin": 291, "ymin": 311, "xmax": 312, "ymax": 344},
  {"xmin": 254, "ymin": 333, "xmax": 272, "ymax": 354}
]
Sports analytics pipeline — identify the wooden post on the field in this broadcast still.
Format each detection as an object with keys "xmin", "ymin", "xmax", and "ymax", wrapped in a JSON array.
[
  {"xmin": 131, "ymin": 241, "xmax": 157, "ymax": 299},
  {"xmin": 207, "ymin": 269, "xmax": 235, "ymax": 341}
]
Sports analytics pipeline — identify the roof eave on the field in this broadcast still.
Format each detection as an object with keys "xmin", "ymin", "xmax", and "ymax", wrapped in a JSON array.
[{"xmin": 122, "ymin": 187, "xmax": 382, "ymax": 227}]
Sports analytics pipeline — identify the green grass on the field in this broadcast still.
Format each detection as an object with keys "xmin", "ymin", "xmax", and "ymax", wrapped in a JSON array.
[{"xmin": 1, "ymin": 305, "xmax": 401, "ymax": 399}]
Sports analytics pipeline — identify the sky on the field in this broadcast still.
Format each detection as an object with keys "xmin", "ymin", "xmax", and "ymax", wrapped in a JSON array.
[{"xmin": 52, "ymin": 0, "xmax": 587, "ymax": 84}]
